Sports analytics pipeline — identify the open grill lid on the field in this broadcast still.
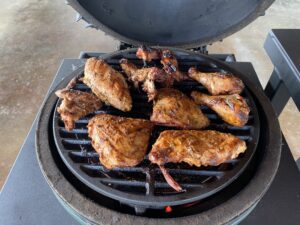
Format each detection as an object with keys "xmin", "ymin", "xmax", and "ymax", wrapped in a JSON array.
[{"xmin": 67, "ymin": 0, "xmax": 274, "ymax": 48}]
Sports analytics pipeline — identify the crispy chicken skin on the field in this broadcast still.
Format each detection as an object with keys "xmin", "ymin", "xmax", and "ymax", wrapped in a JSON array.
[
  {"xmin": 120, "ymin": 58, "xmax": 171, "ymax": 101},
  {"xmin": 149, "ymin": 130, "xmax": 247, "ymax": 191},
  {"xmin": 150, "ymin": 130, "xmax": 246, "ymax": 167},
  {"xmin": 55, "ymin": 89, "xmax": 102, "ymax": 131},
  {"xmin": 136, "ymin": 46, "xmax": 161, "ymax": 62},
  {"xmin": 87, "ymin": 114, "xmax": 154, "ymax": 169},
  {"xmin": 188, "ymin": 67, "xmax": 244, "ymax": 95},
  {"xmin": 83, "ymin": 57, "xmax": 132, "ymax": 111},
  {"xmin": 161, "ymin": 49, "xmax": 188, "ymax": 82},
  {"xmin": 191, "ymin": 91, "xmax": 250, "ymax": 127},
  {"xmin": 150, "ymin": 88, "xmax": 209, "ymax": 129}
]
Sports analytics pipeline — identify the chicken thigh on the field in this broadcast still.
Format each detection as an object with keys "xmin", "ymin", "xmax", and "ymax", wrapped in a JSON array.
[
  {"xmin": 55, "ymin": 77, "xmax": 102, "ymax": 131},
  {"xmin": 150, "ymin": 88, "xmax": 209, "ymax": 129}
]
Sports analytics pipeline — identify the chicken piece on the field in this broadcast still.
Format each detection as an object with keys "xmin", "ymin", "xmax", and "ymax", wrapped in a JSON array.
[
  {"xmin": 83, "ymin": 57, "xmax": 132, "ymax": 111},
  {"xmin": 142, "ymin": 78, "xmax": 157, "ymax": 101},
  {"xmin": 120, "ymin": 58, "xmax": 171, "ymax": 101},
  {"xmin": 55, "ymin": 89, "xmax": 102, "ymax": 131},
  {"xmin": 136, "ymin": 45, "xmax": 161, "ymax": 63},
  {"xmin": 149, "ymin": 130, "xmax": 247, "ymax": 191},
  {"xmin": 150, "ymin": 88, "xmax": 209, "ymax": 129},
  {"xmin": 87, "ymin": 114, "xmax": 154, "ymax": 169},
  {"xmin": 161, "ymin": 49, "xmax": 188, "ymax": 82},
  {"xmin": 191, "ymin": 92, "xmax": 250, "ymax": 127},
  {"xmin": 188, "ymin": 67, "xmax": 245, "ymax": 95}
]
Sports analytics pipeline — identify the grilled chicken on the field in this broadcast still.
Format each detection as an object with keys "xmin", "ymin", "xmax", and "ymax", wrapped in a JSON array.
[
  {"xmin": 191, "ymin": 91, "xmax": 250, "ymax": 127},
  {"xmin": 55, "ymin": 86, "xmax": 102, "ymax": 131},
  {"xmin": 188, "ymin": 67, "xmax": 244, "ymax": 95},
  {"xmin": 87, "ymin": 114, "xmax": 154, "ymax": 169},
  {"xmin": 149, "ymin": 130, "xmax": 247, "ymax": 191},
  {"xmin": 83, "ymin": 57, "xmax": 132, "ymax": 112},
  {"xmin": 161, "ymin": 49, "xmax": 188, "ymax": 82},
  {"xmin": 151, "ymin": 88, "xmax": 209, "ymax": 129},
  {"xmin": 120, "ymin": 58, "xmax": 171, "ymax": 101},
  {"xmin": 136, "ymin": 46, "xmax": 161, "ymax": 63}
]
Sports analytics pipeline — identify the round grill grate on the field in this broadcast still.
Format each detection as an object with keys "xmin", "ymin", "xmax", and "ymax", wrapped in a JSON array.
[{"xmin": 52, "ymin": 48, "xmax": 260, "ymax": 207}]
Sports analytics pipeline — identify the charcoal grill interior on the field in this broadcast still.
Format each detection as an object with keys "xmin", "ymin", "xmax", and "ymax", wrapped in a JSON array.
[{"xmin": 52, "ymin": 48, "xmax": 260, "ymax": 209}]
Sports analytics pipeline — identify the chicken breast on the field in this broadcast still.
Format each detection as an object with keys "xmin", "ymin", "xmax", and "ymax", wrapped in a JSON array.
[
  {"xmin": 87, "ymin": 114, "xmax": 154, "ymax": 169},
  {"xmin": 188, "ymin": 67, "xmax": 244, "ymax": 95},
  {"xmin": 55, "ymin": 89, "xmax": 102, "ymax": 131},
  {"xmin": 191, "ymin": 91, "xmax": 250, "ymax": 127},
  {"xmin": 149, "ymin": 130, "xmax": 246, "ymax": 167},
  {"xmin": 150, "ymin": 88, "xmax": 209, "ymax": 129},
  {"xmin": 83, "ymin": 57, "xmax": 132, "ymax": 111},
  {"xmin": 149, "ymin": 130, "xmax": 247, "ymax": 191}
]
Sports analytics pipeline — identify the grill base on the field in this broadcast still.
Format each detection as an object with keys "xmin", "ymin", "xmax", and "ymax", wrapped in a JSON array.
[{"xmin": 56, "ymin": 191, "xmax": 259, "ymax": 224}]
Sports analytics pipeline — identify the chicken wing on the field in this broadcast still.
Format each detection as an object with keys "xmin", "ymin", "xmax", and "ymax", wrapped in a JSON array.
[
  {"xmin": 83, "ymin": 57, "xmax": 132, "ymax": 111},
  {"xmin": 120, "ymin": 58, "xmax": 171, "ymax": 101},
  {"xmin": 191, "ymin": 91, "xmax": 250, "ymax": 127},
  {"xmin": 150, "ymin": 88, "xmax": 209, "ymax": 129},
  {"xmin": 55, "ymin": 89, "xmax": 102, "ymax": 131},
  {"xmin": 188, "ymin": 67, "xmax": 244, "ymax": 95},
  {"xmin": 161, "ymin": 49, "xmax": 188, "ymax": 82},
  {"xmin": 136, "ymin": 45, "xmax": 161, "ymax": 63},
  {"xmin": 149, "ymin": 130, "xmax": 247, "ymax": 191},
  {"xmin": 87, "ymin": 114, "xmax": 154, "ymax": 169}
]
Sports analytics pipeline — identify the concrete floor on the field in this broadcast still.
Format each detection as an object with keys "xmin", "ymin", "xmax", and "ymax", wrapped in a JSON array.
[{"xmin": 0, "ymin": 0, "xmax": 299, "ymax": 189}]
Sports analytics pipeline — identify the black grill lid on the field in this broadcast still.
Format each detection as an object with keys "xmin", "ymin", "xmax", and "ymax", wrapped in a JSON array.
[{"xmin": 67, "ymin": 0, "xmax": 274, "ymax": 48}]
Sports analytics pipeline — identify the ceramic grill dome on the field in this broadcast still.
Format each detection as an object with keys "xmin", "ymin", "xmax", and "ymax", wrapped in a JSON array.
[{"xmin": 67, "ymin": 0, "xmax": 274, "ymax": 47}]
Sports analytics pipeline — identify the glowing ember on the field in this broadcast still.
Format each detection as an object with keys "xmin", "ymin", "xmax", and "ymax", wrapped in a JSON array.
[{"xmin": 165, "ymin": 206, "xmax": 172, "ymax": 213}]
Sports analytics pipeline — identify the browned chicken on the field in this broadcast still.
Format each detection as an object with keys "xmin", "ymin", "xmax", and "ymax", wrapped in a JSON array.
[
  {"xmin": 55, "ymin": 89, "xmax": 102, "ymax": 131},
  {"xmin": 136, "ymin": 46, "xmax": 161, "ymax": 62},
  {"xmin": 191, "ymin": 91, "xmax": 250, "ymax": 127},
  {"xmin": 149, "ymin": 130, "xmax": 247, "ymax": 191},
  {"xmin": 120, "ymin": 58, "xmax": 171, "ymax": 101},
  {"xmin": 83, "ymin": 57, "xmax": 132, "ymax": 112},
  {"xmin": 150, "ymin": 88, "xmax": 209, "ymax": 129},
  {"xmin": 188, "ymin": 67, "xmax": 245, "ymax": 95},
  {"xmin": 161, "ymin": 49, "xmax": 187, "ymax": 82},
  {"xmin": 87, "ymin": 114, "xmax": 154, "ymax": 169}
]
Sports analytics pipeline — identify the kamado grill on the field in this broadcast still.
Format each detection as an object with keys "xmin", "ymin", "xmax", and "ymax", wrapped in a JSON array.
[{"xmin": 36, "ymin": 0, "xmax": 281, "ymax": 224}]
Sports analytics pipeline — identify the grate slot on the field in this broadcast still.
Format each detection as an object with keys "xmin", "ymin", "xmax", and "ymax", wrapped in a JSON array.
[
  {"xmin": 62, "ymin": 138, "xmax": 91, "ymax": 145},
  {"xmin": 158, "ymin": 168, "xmax": 224, "ymax": 177},
  {"xmin": 59, "ymin": 127, "xmax": 88, "ymax": 134},
  {"xmin": 155, "ymin": 182, "xmax": 203, "ymax": 189},
  {"xmin": 100, "ymin": 178, "xmax": 146, "ymax": 187}
]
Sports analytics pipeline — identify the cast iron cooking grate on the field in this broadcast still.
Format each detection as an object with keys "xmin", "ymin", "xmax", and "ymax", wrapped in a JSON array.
[{"xmin": 52, "ymin": 49, "xmax": 260, "ymax": 208}]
